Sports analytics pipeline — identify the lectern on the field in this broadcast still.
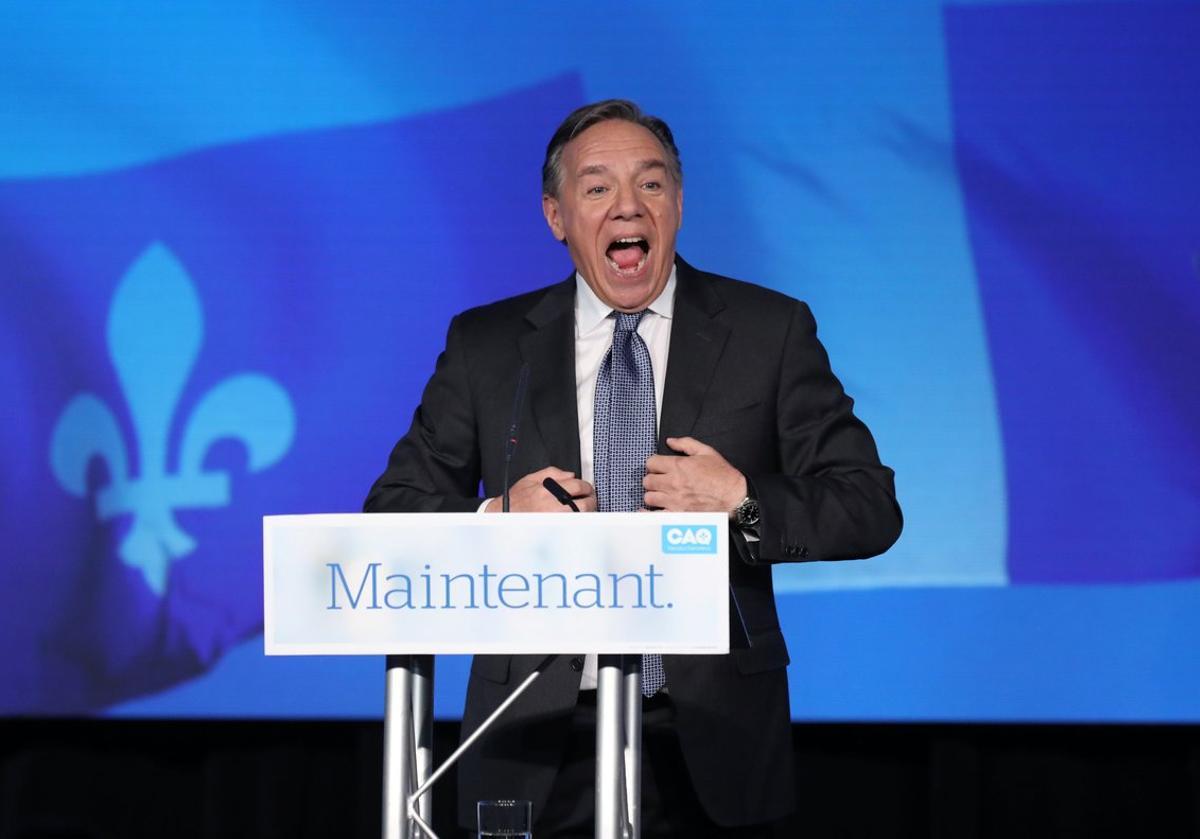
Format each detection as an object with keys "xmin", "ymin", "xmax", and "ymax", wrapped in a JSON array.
[{"xmin": 264, "ymin": 512, "xmax": 729, "ymax": 838}]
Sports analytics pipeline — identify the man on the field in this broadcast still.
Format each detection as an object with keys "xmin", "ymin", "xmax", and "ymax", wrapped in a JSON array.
[{"xmin": 365, "ymin": 99, "xmax": 902, "ymax": 835}]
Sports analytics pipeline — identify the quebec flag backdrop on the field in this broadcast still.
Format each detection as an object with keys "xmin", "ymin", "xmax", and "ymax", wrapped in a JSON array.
[{"xmin": 1, "ymin": 1, "xmax": 1198, "ymax": 721}]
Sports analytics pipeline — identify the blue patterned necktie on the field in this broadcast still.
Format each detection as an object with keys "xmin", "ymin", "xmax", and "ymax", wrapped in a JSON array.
[{"xmin": 593, "ymin": 310, "xmax": 666, "ymax": 697}]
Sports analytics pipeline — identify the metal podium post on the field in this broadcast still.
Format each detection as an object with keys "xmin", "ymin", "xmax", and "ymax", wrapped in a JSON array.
[
  {"xmin": 411, "ymin": 656, "xmax": 435, "ymax": 825},
  {"xmin": 621, "ymin": 657, "xmax": 643, "ymax": 839},
  {"xmin": 596, "ymin": 655, "xmax": 643, "ymax": 839},
  {"xmin": 384, "ymin": 654, "xmax": 434, "ymax": 839}
]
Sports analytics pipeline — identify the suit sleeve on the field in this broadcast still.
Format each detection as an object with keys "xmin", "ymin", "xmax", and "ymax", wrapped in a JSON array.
[
  {"xmin": 746, "ymin": 300, "xmax": 902, "ymax": 564},
  {"xmin": 363, "ymin": 314, "xmax": 484, "ymax": 514}
]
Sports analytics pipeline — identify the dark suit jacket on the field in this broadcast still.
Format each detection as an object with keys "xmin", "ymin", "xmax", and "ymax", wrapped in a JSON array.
[{"xmin": 364, "ymin": 257, "xmax": 902, "ymax": 828}]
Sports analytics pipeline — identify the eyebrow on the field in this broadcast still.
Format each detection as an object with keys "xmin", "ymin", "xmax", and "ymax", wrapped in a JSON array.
[{"xmin": 576, "ymin": 159, "xmax": 669, "ymax": 178}]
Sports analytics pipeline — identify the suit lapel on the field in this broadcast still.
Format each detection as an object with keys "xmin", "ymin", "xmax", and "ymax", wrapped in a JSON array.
[
  {"xmin": 659, "ymin": 259, "xmax": 730, "ymax": 451},
  {"xmin": 518, "ymin": 278, "xmax": 582, "ymax": 476}
]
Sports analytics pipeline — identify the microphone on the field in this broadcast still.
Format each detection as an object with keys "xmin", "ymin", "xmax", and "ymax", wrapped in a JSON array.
[
  {"xmin": 542, "ymin": 477, "xmax": 580, "ymax": 512},
  {"xmin": 502, "ymin": 363, "xmax": 531, "ymax": 513}
]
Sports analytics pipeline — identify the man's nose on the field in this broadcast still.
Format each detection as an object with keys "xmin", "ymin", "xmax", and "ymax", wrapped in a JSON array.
[{"xmin": 609, "ymin": 186, "xmax": 643, "ymax": 219}]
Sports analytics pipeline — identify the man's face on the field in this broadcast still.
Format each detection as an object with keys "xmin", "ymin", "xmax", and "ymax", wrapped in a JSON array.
[{"xmin": 543, "ymin": 119, "xmax": 683, "ymax": 313}]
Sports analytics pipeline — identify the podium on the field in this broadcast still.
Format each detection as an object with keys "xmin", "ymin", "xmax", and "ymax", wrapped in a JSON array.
[{"xmin": 264, "ymin": 512, "xmax": 729, "ymax": 838}]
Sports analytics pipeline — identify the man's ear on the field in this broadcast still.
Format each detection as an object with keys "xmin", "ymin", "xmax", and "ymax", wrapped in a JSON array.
[
  {"xmin": 542, "ymin": 194, "xmax": 565, "ymax": 243},
  {"xmin": 676, "ymin": 184, "xmax": 684, "ymax": 231}
]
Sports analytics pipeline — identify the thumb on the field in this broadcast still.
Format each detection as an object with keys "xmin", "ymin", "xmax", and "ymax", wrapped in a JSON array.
[{"xmin": 666, "ymin": 436, "xmax": 711, "ymax": 456}]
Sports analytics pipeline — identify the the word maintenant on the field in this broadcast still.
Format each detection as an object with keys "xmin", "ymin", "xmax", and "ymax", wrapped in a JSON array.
[{"xmin": 327, "ymin": 562, "xmax": 671, "ymax": 611}]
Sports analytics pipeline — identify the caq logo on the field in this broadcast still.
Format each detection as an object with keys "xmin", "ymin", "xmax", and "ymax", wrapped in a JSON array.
[{"xmin": 661, "ymin": 525, "xmax": 718, "ymax": 554}]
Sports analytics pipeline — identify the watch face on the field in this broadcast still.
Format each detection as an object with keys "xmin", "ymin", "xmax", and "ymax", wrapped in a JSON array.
[{"xmin": 737, "ymin": 498, "xmax": 760, "ymax": 528}]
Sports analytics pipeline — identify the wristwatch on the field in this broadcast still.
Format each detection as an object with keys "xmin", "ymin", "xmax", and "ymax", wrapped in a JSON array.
[{"xmin": 732, "ymin": 495, "xmax": 760, "ymax": 530}]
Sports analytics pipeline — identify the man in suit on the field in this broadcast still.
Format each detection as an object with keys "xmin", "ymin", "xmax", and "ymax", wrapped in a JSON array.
[{"xmin": 365, "ymin": 99, "xmax": 902, "ymax": 835}]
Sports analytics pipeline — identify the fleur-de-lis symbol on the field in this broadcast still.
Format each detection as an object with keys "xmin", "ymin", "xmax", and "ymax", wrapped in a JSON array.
[{"xmin": 49, "ymin": 242, "xmax": 295, "ymax": 594}]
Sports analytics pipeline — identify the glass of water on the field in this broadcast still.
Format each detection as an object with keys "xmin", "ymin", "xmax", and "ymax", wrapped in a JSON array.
[{"xmin": 477, "ymin": 799, "xmax": 532, "ymax": 838}]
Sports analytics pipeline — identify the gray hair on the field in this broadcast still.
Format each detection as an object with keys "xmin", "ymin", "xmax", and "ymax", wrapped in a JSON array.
[{"xmin": 541, "ymin": 99, "xmax": 683, "ymax": 198}]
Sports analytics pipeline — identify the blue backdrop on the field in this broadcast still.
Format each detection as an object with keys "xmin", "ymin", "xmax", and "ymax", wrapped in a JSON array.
[{"xmin": 1, "ymin": 1, "xmax": 1197, "ymax": 721}]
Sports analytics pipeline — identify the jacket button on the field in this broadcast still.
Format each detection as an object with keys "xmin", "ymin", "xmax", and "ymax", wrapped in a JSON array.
[{"xmin": 569, "ymin": 657, "xmax": 584, "ymax": 672}]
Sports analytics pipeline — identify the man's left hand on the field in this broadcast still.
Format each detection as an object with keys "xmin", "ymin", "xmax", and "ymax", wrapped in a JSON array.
[{"xmin": 643, "ymin": 437, "xmax": 747, "ymax": 515}]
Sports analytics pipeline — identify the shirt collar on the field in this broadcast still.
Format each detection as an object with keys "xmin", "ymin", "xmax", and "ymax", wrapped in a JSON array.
[{"xmin": 574, "ymin": 264, "xmax": 677, "ymax": 336}]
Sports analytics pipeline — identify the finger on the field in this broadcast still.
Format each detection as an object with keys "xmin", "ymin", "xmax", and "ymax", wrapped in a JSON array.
[
  {"xmin": 643, "ymin": 491, "xmax": 672, "ymax": 510},
  {"xmin": 645, "ymin": 454, "xmax": 674, "ymax": 474},
  {"xmin": 642, "ymin": 473, "xmax": 668, "ymax": 492},
  {"xmin": 576, "ymin": 495, "xmax": 598, "ymax": 512},
  {"xmin": 556, "ymin": 478, "xmax": 594, "ymax": 498},
  {"xmin": 538, "ymin": 477, "xmax": 571, "ymax": 506},
  {"xmin": 665, "ymin": 436, "xmax": 712, "ymax": 456}
]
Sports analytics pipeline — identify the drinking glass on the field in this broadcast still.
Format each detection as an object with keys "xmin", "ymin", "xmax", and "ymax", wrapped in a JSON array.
[{"xmin": 477, "ymin": 799, "xmax": 532, "ymax": 838}]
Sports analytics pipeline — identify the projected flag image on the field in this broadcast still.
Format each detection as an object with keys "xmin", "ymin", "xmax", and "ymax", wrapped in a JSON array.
[{"xmin": 0, "ymin": 1, "xmax": 1197, "ymax": 727}]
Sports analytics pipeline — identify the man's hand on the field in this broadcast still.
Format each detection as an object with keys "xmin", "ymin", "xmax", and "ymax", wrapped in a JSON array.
[
  {"xmin": 643, "ymin": 437, "xmax": 747, "ymax": 515},
  {"xmin": 484, "ymin": 466, "xmax": 597, "ymax": 513}
]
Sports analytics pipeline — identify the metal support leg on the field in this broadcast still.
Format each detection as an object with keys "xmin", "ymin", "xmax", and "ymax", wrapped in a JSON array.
[
  {"xmin": 411, "ymin": 655, "xmax": 435, "ymax": 825},
  {"xmin": 596, "ymin": 654, "xmax": 628, "ymax": 839},
  {"xmin": 622, "ymin": 657, "xmax": 642, "ymax": 839},
  {"xmin": 384, "ymin": 654, "xmax": 416, "ymax": 839}
]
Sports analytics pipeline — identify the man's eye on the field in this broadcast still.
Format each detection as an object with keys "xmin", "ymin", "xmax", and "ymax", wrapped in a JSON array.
[
  {"xmin": 586, "ymin": 185, "xmax": 607, "ymax": 196},
  {"xmin": 642, "ymin": 181, "xmax": 661, "ymax": 191}
]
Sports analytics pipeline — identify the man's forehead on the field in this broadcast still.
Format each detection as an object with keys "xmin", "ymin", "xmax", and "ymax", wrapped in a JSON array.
[
  {"xmin": 575, "ymin": 158, "xmax": 668, "ymax": 178},
  {"xmin": 564, "ymin": 121, "xmax": 666, "ymax": 163}
]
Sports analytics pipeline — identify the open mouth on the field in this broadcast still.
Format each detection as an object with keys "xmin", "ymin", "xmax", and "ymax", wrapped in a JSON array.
[{"xmin": 605, "ymin": 236, "xmax": 650, "ymax": 275}]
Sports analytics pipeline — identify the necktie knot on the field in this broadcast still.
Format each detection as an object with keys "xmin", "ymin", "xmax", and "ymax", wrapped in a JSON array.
[{"xmin": 614, "ymin": 310, "xmax": 646, "ymax": 333}]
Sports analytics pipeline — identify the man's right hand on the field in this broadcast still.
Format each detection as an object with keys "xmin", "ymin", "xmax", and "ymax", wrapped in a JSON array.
[{"xmin": 484, "ymin": 466, "xmax": 597, "ymax": 513}]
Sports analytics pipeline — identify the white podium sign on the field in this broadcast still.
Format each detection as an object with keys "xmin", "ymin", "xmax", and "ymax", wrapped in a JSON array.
[{"xmin": 263, "ymin": 512, "xmax": 729, "ymax": 656}]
